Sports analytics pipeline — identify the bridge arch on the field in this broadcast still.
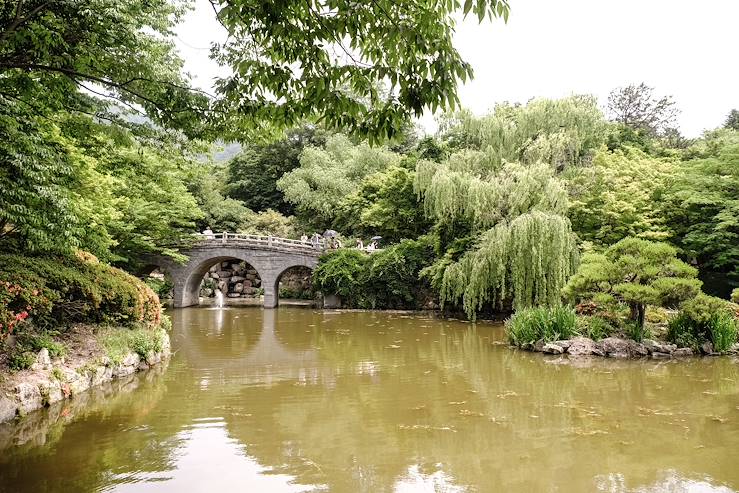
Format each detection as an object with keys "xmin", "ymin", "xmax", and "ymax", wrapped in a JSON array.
[{"xmin": 145, "ymin": 234, "xmax": 322, "ymax": 308}]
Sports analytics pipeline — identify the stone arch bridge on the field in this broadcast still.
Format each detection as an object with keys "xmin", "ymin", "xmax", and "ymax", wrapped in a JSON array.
[{"xmin": 144, "ymin": 233, "xmax": 324, "ymax": 308}]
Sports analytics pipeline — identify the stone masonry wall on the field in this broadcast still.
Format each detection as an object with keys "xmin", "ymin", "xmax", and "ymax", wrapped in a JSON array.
[
  {"xmin": 0, "ymin": 335, "xmax": 171, "ymax": 424},
  {"xmin": 199, "ymin": 260, "xmax": 312, "ymax": 299}
]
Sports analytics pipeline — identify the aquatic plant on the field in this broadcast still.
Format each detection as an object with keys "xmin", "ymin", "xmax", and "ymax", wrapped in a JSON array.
[{"xmin": 505, "ymin": 305, "xmax": 578, "ymax": 347}]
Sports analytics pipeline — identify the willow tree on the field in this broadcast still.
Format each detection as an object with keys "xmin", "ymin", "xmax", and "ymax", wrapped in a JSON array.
[
  {"xmin": 437, "ymin": 96, "xmax": 607, "ymax": 170},
  {"xmin": 416, "ymin": 151, "xmax": 578, "ymax": 318}
]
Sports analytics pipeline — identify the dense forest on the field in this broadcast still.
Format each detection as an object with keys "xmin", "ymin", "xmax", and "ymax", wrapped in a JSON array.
[{"xmin": 1, "ymin": 1, "xmax": 738, "ymax": 356}]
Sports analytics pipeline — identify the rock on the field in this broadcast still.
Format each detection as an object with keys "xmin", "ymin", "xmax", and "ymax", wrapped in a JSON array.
[
  {"xmin": 210, "ymin": 272, "xmax": 219, "ymax": 279},
  {"xmin": 146, "ymin": 351, "xmax": 161, "ymax": 366},
  {"xmin": 0, "ymin": 397, "xmax": 18, "ymax": 422},
  {"xmin": 643, "ymin": 339, "xmax": 676, "ymax": 355},
  {"xmin": 567, "ymin": 337, "xmax": 604, "ymax": 356},
  {"xmin": 15, "ymin": 382, "xmax": 42, "ymax": 413},
  {"xmin": 122, "ymin": 352, "xmax": 140, "ymax": 367},
  {"xmin": 217, "ymin": 271, "xmax": 232, "ymax": 278},
  {"xmin": 112, "ymin": 365, "xmax": 136, "ymax": 378},
  {"xmin": 729, "ymin": 343, "xmax": 739, "ymax": 355},
  {"xmin": 247, "ymin": 269, "xmax": 257, "ymax": 275},
  {"xmin": 221, "ymin": 261, "xmax": 230, "ymax": 269},
  {"xmin": 90, "ymin": 366, "xmax": 112, "ymax": 387},
  {"xmin": 227, "ymin": 293, "xmax": 240, "ymax": 298},
  {"xmin": 673, "ymin": 348, "xmax": 693, "ymax": 357},
  {"xmin": 598, "ymin": 337, "xmax": 631, "ymax": 358},
  {"xmin": 532, "ymin": 340, "xmax": 546, "ymax": 352},
  {"xmin": 36, "ymin": 348, "xmax": 51, "ymax": 368},
  {"xmin": 233, "ymin": 283, "xmax": 243, "ymax": 293},
  {"xmin": 632, "ymin": 343, "xmax": 649, "ymax": 357},
  {"xmin": 253, "ymin": 278, "xmax": 261, "ymax": 287},
  {"xmin": 39, "ymin": 381, "xmax": 63, "ymax": 405},
  {"xmin": 209, "ymin": 265, "xmax": 218, "ymax": 273},
  {"xmin": 231, "ymin": 276, "xmax": 245, "ymax": 283},
  {"xmin": 243, "ymin": 280, "xmax": 252, "ymax": 288},
  {"xmin": 542, "ymin": 342, "xmax": 565, "ymax": 354},
  {"xmin": 552, "ymin": 340, "xmax": 571, "ymax": 350},
  {"xmin": 651, "ymin": 351, "xmax": 672, "ymax": 359},
  {"xmin": 138, "ymin": 362, "xmax": 150, "ymax": 371},
  {"xmin": 598, "ymin": 337, "xmax": 648, "ymax": 358},
  {"xmin": 701, "ymin": 341, "xmax": 717, "ymax": 355}
]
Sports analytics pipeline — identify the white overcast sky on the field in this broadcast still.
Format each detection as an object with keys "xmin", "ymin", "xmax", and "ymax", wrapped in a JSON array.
[{"xmin": 175, "ymin": 0, "xmax": 739, "ymax": 137}]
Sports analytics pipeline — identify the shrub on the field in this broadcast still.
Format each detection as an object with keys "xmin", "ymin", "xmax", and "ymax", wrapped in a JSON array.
[
  {"xmin": 667, "ymin": 295, "xmax": 738, "ymax": 352},
  {"xmin": 732, "ymin": 288, "xmax": 739, "ymax": 304},
  {"xmin": 359, "ymin": 237, "xmax": 436, "ymax": 309},
  {"xmin": 312, "ymin": 249, "xmax": 367, "ymax": 300},
  {"xmin": 681, "ymin": 294, "xmax": 733, "ymax": 325},
  {"xmin": 145, "ymin": 277, "xmax": 173, "ymax": 300},
  {"xmin": 505, "ymin": 305, "xmax": 578, "ymax": 347},
  {"xmin": 16, "ymin": 332, "xmax": 66, "ymax": 358},
  {"xmin": 577, "ymin": 316, "xmax": 614, "ymax": 341},
  {"xmin": 0, "ymin": 252, "xmax": 161, "ymax": 336},
  {"xmin": 9, "ymin": 351, "xmax": 35, "ymax": 371}
]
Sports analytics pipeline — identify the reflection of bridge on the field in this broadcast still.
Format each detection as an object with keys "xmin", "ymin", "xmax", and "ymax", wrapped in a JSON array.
[{"xmin": 148, "ymin": 233, "xmax": 323, "ymax": 308}]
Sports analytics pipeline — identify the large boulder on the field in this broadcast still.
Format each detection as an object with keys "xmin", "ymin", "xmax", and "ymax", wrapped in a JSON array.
[
  {"xmin": 643, "ymin": 339, "xmax": 676, "ymax": 355},
  {"xmin": 567, "ymin": 337, "xmax": 604, "ymax": 356},
  {"xmin": 217, "ymin": 271, "xmax": 232, "ymax": 279},
  {"xmin": 598, "ymin": 337, "xmax": 648, "ymax": 358},
  {"xmin": 673, "ymin": 348, "xmax": 693, "ymax": 357}
]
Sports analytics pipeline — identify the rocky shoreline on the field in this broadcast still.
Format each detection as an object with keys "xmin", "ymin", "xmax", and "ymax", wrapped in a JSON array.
[
  {"xmin": 0, "ymin": 330, "xmax": 170, "ymax": 424},
  {"xmin": 522, "ymin": 336, "xmax": 739, "ymax": 358}
]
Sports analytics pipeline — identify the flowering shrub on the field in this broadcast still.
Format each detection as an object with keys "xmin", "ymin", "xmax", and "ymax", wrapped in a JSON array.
[
  {"xmin": 0, "ymin": 281, "xmax": 55, "ymax": 337},
  {"xmin": 0, "ymin": 252, "xmax": 161, "ymax": 337}
]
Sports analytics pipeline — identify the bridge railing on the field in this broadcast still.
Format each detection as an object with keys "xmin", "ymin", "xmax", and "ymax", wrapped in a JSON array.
[
  {"xmin": 196, "ymin": 232, "xmax": 326, "ymax": 252},
  {"xmin": 194, "ymin": 232, "xmax": 382, "ymax": 254}
]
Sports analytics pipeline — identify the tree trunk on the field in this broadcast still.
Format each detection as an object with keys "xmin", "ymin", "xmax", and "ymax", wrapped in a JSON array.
[{"xmin": 630, "ymin": 303, "xmax": 646, "ymax": 328}]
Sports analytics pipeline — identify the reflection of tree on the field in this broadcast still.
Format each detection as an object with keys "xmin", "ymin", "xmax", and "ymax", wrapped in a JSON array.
[
  {"xmin": 0, "ymin": 362, "xmax": 181, "ymax": 492},
  {"xmin": 2, "ymin": 308, "xmax": 738, "ymax": 492},
  {"xmin": 219, "ymin": 312, "xmax": 739, "ymax": 492}
]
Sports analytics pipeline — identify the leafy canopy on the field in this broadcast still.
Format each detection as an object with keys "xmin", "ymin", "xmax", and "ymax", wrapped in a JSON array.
[
  {"xmin": 211, "ymin": 0, "xmax": 510, "ymax": 142},
  {"xmin": 563, "ymin": 238, "xmax": 702, "ymax": 328},
  {"xmin": 277, "ymin": 134, "xmax": 399, "ymax": 229}
]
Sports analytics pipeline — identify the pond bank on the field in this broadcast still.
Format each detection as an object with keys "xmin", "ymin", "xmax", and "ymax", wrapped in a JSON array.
[
  {"xmin": 521, "ymin": 336, "xmax": 739, "ymax": 358},
  {"xmin": 0, "ymin": 325, "xmax": 170, "ymax": 424}
]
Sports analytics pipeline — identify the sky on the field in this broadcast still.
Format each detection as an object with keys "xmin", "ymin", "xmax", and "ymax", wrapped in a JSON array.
[{"xmin": 175, "ymin": 0, "xmax": 739, "ymax": 137}]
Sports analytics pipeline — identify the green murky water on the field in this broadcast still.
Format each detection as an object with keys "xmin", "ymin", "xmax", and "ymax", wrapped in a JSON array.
[{"xmin": 1, "ymin": 307, "xmax": 738, "ymax": 492}]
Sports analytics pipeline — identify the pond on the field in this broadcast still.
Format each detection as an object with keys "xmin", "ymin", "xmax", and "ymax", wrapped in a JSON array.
[{"xmin": 1, "ymin": 307, "xmax": 738, "ymax": 492}]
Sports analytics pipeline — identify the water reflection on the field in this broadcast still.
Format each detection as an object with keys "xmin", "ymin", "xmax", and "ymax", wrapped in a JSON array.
[{"xmin": 0, "ymin": 307, "xmax": 738, "ymax": 493}]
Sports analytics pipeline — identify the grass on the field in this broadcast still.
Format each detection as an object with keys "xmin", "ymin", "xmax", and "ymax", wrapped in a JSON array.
[
  {"xmin": 505, "ymin": 305, "xmax": 578, "ymax": 347},
  {"xmin": 577, "ymin": 316, "xmax": 614, "ymax": 341},
  {"xmin": 667, "ymin": 311, "xmax": 737, "ymax": 352},
  {"xmin": 98, "ymin": 325, "xmax": 166, "ymax": 365},
  {"xmin": 709, "ymin": 313, "xmax": 737, "ymax": 352}
]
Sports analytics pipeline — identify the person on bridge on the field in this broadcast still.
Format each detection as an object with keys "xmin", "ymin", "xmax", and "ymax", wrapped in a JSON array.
[
  {"xmin": 300, "ymin": 234, "xmax": 308, "ymax": 243},
  {"xmin": 355, "ymin": 238, "xmax": 364, "ymax": 249},
  {"xmin": 202, "ymin": 227, "xmax": 214, "ymax": 240}
]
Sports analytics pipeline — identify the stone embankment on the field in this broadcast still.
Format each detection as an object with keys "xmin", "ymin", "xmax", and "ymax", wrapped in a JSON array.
[
  {"xmin": 0, "ymin": 334, "xmax": 170, "ymax": 424},
  {"xmin": 524, "ymin": 336, "xmax": 739, "ymax": 358}
]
